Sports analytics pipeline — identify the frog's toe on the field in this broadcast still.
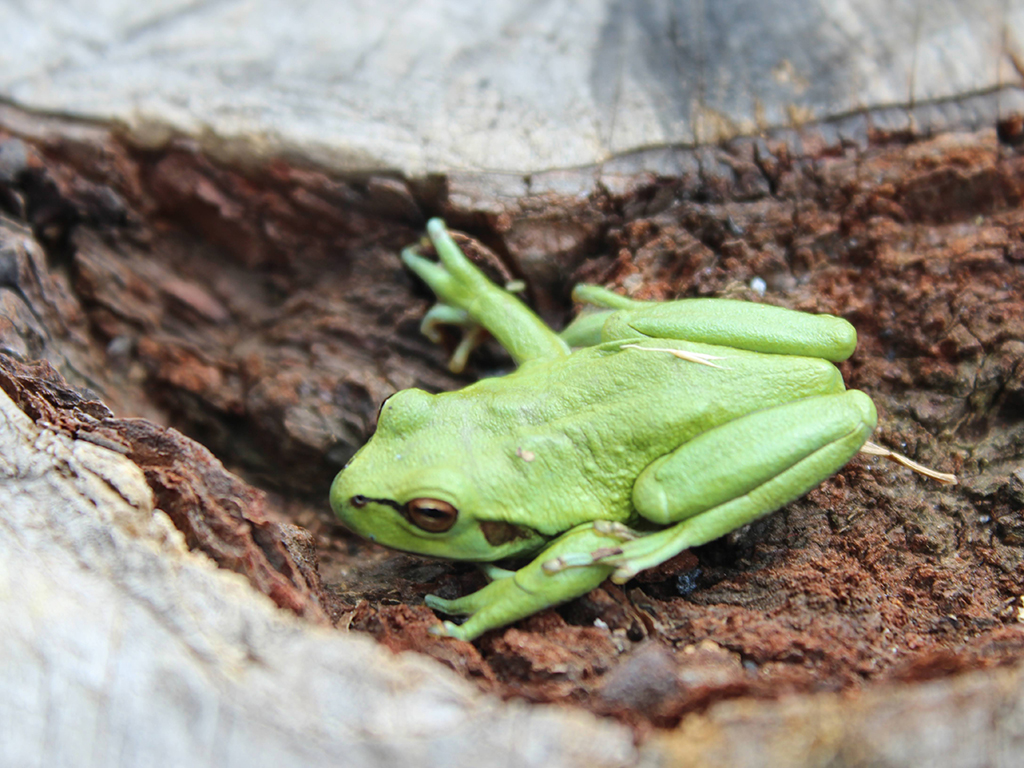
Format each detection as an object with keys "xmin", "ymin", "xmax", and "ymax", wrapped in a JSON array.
[
  {"xmin": 541, "ymin": 521, "xmax": 639, "ymax": 573},
  {"xmin": 400, "ymin": 245, "xmax": 437, "ymax": 277},
  {"xmin": 426, "ymin": 217, "xmax": 447, "ymax": 240},
  {"xmin": 425, "ymin": 591, "xmax": 481, "ymax": 617},
  {"xmin": 542, "ymin": 544, "xmax": 626, "ymax": 573},
  {"xmin": 402, "ymin": 244, "xmax": 462, "ymax": 299},
  {"xmin": 424, "ymin": 593, "xmax": 458, "ymax": 613},
  {"xmin": 415, "ymin": 297, "xmax": 488, "ymax": 372},
  {"xmin": 542, "ymin": 552, "xmax": 589, "ymax": 573},
  {"xmin": 448, "ymin": 325, "xmax": 487, "ymax": 373},
  {"xmin": 428, "ymin": 620, "xmax": 468, "ymax": 639},
  {"xmin": 425, "ymin": 218, "xmax": 474, "ymax": 279},
  {"xmin": 420, "ymin": 304, "xmax": 469, "ymax": 344},
  {"xmin": 592, "ymin": 520, "xmax": 642, "ymax": 540},
  {"xmin": 610, "ymin": 562, "xmax": 642, "ymax": 584}
]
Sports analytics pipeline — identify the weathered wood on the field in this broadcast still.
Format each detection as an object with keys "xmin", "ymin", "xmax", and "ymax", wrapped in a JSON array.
[
  {"xmin": 0, "ymin": 0, "xmax": 1016, "ymax": 174},
  {"xmin": 656, "ymin": 664, "xmax": 1024, "ymax": 768}
]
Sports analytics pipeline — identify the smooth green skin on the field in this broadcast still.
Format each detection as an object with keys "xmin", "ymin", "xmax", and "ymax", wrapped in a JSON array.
[{"xmin": 331, "ymin": 218, "xmax": 877, "ymax": 641}]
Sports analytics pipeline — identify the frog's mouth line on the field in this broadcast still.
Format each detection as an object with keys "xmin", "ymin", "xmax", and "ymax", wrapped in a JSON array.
[
  {"xmin": 351, "ymin": 494, "xmax": 429, "ymax": 532},
  {"xmin": 350, "ymin": 494, "xmax": 403, "ymax": 513}
]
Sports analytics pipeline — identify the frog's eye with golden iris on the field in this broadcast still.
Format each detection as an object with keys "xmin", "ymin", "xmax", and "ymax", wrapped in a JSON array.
[{"xmin": 406, "ymin": 498, "xmax": 458, "ymax": 532}]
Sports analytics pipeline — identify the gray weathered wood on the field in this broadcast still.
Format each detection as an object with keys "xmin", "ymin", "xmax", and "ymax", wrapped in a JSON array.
[
  {"xmin": 656, "ymin": 663, "xmax": 1024, "ymax": 767},
  {"xmin": 0, "ymin": 0, "xmax": 1017, "ymax": 174}
]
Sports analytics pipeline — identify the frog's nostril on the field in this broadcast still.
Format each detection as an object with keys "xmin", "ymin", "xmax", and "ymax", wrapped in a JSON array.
[{"xmin": 351, "ymin": 495, "xmax": 368, "ymax": 508}]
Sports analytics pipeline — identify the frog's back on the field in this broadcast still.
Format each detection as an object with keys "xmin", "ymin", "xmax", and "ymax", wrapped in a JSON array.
[
  {"xmin": 434, "ymin": 339, "xmax": 847, "ymax": 532},
  {"xmin": 475, "ymin": 339, "xmax": 847, "ymax": 441}
]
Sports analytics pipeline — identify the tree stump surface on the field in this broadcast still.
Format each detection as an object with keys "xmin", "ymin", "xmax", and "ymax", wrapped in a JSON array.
[{"xmin": 0, "ymin": 0, "xmax": 1016, "ymax": 174}]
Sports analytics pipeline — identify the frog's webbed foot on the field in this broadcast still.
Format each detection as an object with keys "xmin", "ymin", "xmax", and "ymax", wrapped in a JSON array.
[
  {"xmin": 419, "ymin": 303, "xmax": 469, "ymax": 346},
  {"xmin": 401, "ymin": 234, "xmax": 491, "ymax": 374},
  {"xmin": 424, "ymin": 593, "xmax": 475, "ymax": 639},
  {"xmin": 538, "ymin": 521, "xmax": 668, "ymax": 584},
  {"xmin": 424, "ymin": 525, "xmax": 618, "ymax": 641},
  {"xmin": 401, "ymin": 219, "xmax": 568, "ymax": 367},
  {"xmin": 540, "ymin": 521, "xmax": 641, "ymax": 572},
  {"xmin": 536, "ymin": 523, "xmax": 686, "ymax": 586}
]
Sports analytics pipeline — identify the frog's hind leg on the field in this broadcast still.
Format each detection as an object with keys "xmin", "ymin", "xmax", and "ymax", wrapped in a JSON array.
[
  {"xmin": 601, "ymin": 389, "xmax": 877, "ymax": 582},
  {"xmin": 601, "ymin": 299, "xmax": 858, "ymax": 362},
  {"xmin": 560, "ymin": 285, "xmax": 648, "ymax": 348}
]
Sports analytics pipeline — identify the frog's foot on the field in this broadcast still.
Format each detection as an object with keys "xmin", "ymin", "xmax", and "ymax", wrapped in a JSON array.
[
  {"xmin": 423, "ymin": 568, "xmax": 607, "ymax": 641},
  {"xmin": 541, "ymin": 546, "xmax": 625, "ymax": 573},
  {"xmin": 426, "ymin": 616, "xmax": 468, "ymax": 640},
  {"xmin": 419, "ymin": 303, "xmax": 489, "ymax": 373},
  {"xmin": 401, "ymin": 219, "xmax": 568, "ymax": 367},
  {"xmin": 859, "ymin": 441, "xmax": 958, "ymax": 485},
  {"xmin": 424, "ymin": 526, "xmax": 619, "ymax": 641},
  {"xmin": 593, "ymin": 520, "xmax": 641, "ymax": 538},
  {"xmin": 478, "ymin": 562, "xmax": 516, "ymax": 580},
  {"xmin": 540, "ymin": 521, "xmax": 641, "ymax": 573},
  {"xmin": 419, "ymin": 303, "xmax": 469, "ymax": 345},
  {"xmin": 424, "ymin": 593, "xmax": 476, "ymax": 639},
  {"xmin": 400, "ymin": 221, "xmax": 493, "ymax": 312}
]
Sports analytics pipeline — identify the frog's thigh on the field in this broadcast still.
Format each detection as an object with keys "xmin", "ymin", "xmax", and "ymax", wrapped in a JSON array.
[
  {"xmin": 621, "ymin": 390, "xmax": 876, "ymax": 580},
  {"xmin": 603, "ymin": 300, "xmax": 857, "ymax": 361}
]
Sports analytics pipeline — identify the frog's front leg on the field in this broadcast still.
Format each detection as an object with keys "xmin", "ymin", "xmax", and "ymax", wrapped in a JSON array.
[
  {"xmin": 601, "ymin": 389, "xmax": 877, "ymax": 581},
  {"xmin": 425, "ymin": 525, "xmax": 618, "ymax": 641},
  {"xmin": 402, "ymin": 218, "xmax": 569, "ymax": 367}
]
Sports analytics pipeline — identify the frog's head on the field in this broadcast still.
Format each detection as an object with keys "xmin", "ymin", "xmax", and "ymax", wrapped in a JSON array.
[{"xmin": 330, "ymin": 388, "xmax": 548, "ymax": 561}]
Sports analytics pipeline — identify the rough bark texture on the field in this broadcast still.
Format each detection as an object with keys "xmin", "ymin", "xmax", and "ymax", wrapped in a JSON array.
[{"xmin": 2, "ymin": 103, "xmax": 1024, "ymax": 765}]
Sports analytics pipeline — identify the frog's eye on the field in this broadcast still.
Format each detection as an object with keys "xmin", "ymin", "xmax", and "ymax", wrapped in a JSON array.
[{"xmin": 406, "ymin": 498, "xmax": 458, "ymax": 533}]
